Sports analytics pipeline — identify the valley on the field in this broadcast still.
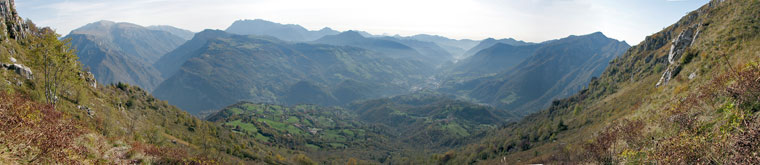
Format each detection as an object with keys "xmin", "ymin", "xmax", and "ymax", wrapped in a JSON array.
[{"xmin": 2, "ymin": 0, "xmax": 759, "ymax": 164}]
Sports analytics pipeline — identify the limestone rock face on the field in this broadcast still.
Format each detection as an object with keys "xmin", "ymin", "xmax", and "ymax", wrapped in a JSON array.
[
  {"xmin": 80, "ymin": 71, "xmax": 98, "ymax": 88},
  {"xmin": 656, "ymin": 24, "xmax": 702, "ymax": 87},
  {"xmin": 2, "ymin": 62, "xmax": 32, "ymax": 80},
  {"xmin": 0, "ymin": 0, "xmax": 29, "ymax": 41},
  {"xmin": 668, "ymin": 25, "xmax": 699, "ymax": 64},
  {"xmin": 655, "ymin": 0, "xmax": 725, "ymax": 87}
]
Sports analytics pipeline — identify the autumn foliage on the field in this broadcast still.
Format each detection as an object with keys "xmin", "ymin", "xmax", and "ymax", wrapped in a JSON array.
[{"xmin": 0, "ymin": 93, "xmax": 84, "ymax": 163}]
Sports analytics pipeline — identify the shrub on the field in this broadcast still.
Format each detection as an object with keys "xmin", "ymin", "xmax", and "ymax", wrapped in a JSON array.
[{"xmin": 0, "ymin": 93, "xmax": 85, "ymax": 163}]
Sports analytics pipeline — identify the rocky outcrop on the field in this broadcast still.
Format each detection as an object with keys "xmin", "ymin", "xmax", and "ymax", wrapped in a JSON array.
[
  {"xmin": 2, "ymin": 56, "xmax": 32, "ymax": 80},
  {"xmin": 655, "ymin": 0, "xmax": 728, "ymax": 87},
  {"xmin": 77, "ymin": 105, "xmax": 95, "ymax": 117},
  {"xmin": 656, "ymin": 24, "xmax": 699, "ymax": 87},
  {"xmin": 79, "ymin": 71, "xmax": 98, "ymax": 88},
  {"xmin": 0, "ymin": 0, "xmax": 29, "ymax": 41}
]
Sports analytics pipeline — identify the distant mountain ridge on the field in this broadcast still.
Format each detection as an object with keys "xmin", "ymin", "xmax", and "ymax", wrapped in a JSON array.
[
  {"xmin": 445, "ymin": 1, "xmax": 760, "ymax": 163},
  {"xmin": 445, "ymin": 43, "xmax": 542, "ymax": 79},
  {"xmin": 458, "ymin": 32, "xmax": 630, "ymax": 115},
  {"xmin": 146, "ymin": 25, "xmax": 195, "ymax": 40},
  {"xmin": 462, "ymin": 37, "xmax": 534, "ymax": 58},
  {"xmin": 153, "ymin": 29, "xmax": 232, "ymax": 79},
  {"xmin": 400, "ymin": 34, "xmax": 480, "ymax": 57},
  {"xmin": 152, "ymin": 30, "xmax": 434, "ymax": 113},
  {"xmin": 65, "ymin": 20, "xmax": 187, "ymax": 91},
  {"xmin": 314, "ymin": 31, "xmax": 455, "ymax": 67},
  {"xmin": 225, "ymin": 19, "xmax": 340, "ymax": 41}
]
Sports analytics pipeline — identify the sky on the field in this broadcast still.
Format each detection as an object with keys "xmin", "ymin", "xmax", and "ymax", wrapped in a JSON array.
[{"xmin": 16, "ymin": 0, "xmax": 709, "ymax": 44}]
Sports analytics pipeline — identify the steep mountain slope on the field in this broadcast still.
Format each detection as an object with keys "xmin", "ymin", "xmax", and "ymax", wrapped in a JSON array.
[
  {"xmin": 67, "ymin": 21, "xmax": 186, "ymax": 64},
  {"xmin": 446, "ymin": 32, "xmax": 629, "ymax": 115},
  {"xmin": 65, "ymin": 21, "xmax": 186, "ymax": 91},
  {"xmin": 0, "ymin": 2, "xmax": 312, "ymax": 163},
  {"xmin": 442, "ymin": 0, "xmax": 760, "ymax": 164},
  {"xmin": 153, "ymin": 30, "xmax": 432, "ymax": 113},
  {"xmin": 462, "ymin": 37, "xmax": 534, "ymax": 58},
  {"xmin": 153, "ymin": 29, "xmax": 231, "ymax": 78},
  {"xmin": 146, "ymin": 25, "xmax": 195, "ymax": 40},
  {"xmin": 225, "ymin": 19, "xmax": 339, "ymax": 41}
]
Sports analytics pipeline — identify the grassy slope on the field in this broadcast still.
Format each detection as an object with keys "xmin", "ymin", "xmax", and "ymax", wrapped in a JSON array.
[
  {"xmin": 0, "ymin": 6, "xmax": 314, "ymax": 164},
  {"xmin": 441, "ymin": 0, "xmax": 760, "ymax": 164}
]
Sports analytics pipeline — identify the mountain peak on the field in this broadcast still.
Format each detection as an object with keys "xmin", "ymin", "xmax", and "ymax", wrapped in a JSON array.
[
  {"xmin": 71, "ymin": 20, "xmax": 145, "ymax": 35},
  {"xmin": 318, "ymin": 27, "xmax": 334, "ymax": 32},
  {"xmin": 588, "ymin": 31, "xmax": 606, "ymax": 38},
  {"xmin": 569, "ymin": 31, "xmax": 607, "ymax": 39},
  {"xmin": 93, "ymin": 20, "xmax": 116, "ymax": 26},
  {"xmin": 236, "ymin": 19, "xmax": 275, "ymax": 24},
  {"xmin": 193, "ymin": 29, "xmax": 229, "ymax": 40},
  {"xmin": 226, "ymin": 18, "xmax": 341, "ymax": 41},
  {"xmin": 335, "ymin": 30, "xmax": 365, "ymax": 39}
]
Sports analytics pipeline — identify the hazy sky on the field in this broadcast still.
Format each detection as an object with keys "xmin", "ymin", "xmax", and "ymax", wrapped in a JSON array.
[{"xmin": 16, "ymin": 0, "xmax": 708, "ymax": 44}]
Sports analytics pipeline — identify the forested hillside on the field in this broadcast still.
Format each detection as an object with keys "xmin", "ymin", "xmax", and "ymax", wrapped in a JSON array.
[{"xmin": 153, "ymin": 30, "xmax": 433, "ymax": 113}]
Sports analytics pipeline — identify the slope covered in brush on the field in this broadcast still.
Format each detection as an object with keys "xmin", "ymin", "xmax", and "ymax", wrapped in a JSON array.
[
  {"xmin": 0, "ymin": 1, "xmax": 316, "ymax": 163},
  {"xmin": 440, "ymin": 0, "xmax": 760, "ymax": 164}
]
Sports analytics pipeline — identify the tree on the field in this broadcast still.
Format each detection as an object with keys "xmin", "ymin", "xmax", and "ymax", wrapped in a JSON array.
[{"xmin": 30, "ymin": 29, "xmax": 80, "ymax": 105}]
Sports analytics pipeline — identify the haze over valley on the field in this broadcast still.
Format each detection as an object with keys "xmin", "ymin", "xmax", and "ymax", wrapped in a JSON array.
[{"xmin": 3, "ymin": 0, "xmax": 760, "ymax": 164}]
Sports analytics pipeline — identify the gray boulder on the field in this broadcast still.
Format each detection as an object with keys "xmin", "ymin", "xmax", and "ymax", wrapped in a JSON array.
[{"xmin": 2, "ymin": 62, "xmax": 32, "ymax": 80}]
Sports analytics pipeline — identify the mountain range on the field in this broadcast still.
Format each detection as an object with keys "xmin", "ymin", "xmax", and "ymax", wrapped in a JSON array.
[
  {"xmin": 64, "ymin": 20, "xmax": 187, "ymax": 91},
  {"xmin": 458, "ymin": 32, "xmax": 630, "ymax": 115},
  {"xmin": 64, "ymin": 18, "xmax": 631, "ymax": 120},
  {"xmin": 152, "ymin": 30, "xmax": 433, "ymax": 113},
  {"xmin": 5, "ymin": 0, "xmax": 758, "ymax": 164},
  {"xmin": 314, "ymin": 31, "xmax": 454, "ymax": 67},
  {"xmin": 461, "ymin": 37, "xmax": 534, "ymax": 58},
  {"xmin": 397, "ymin": 34, "xmax": 480, "ymax": 58},
  {"xmin": 225, "ymin": 19, "xmax": 340, "ymax": 42},
  {"xmin": 146, "ymin": 25, "xmax": 195, "ymax": 40},
  {"xmin": 443, "ymin": 0, "xmax": 760, "ymax": 163}
]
